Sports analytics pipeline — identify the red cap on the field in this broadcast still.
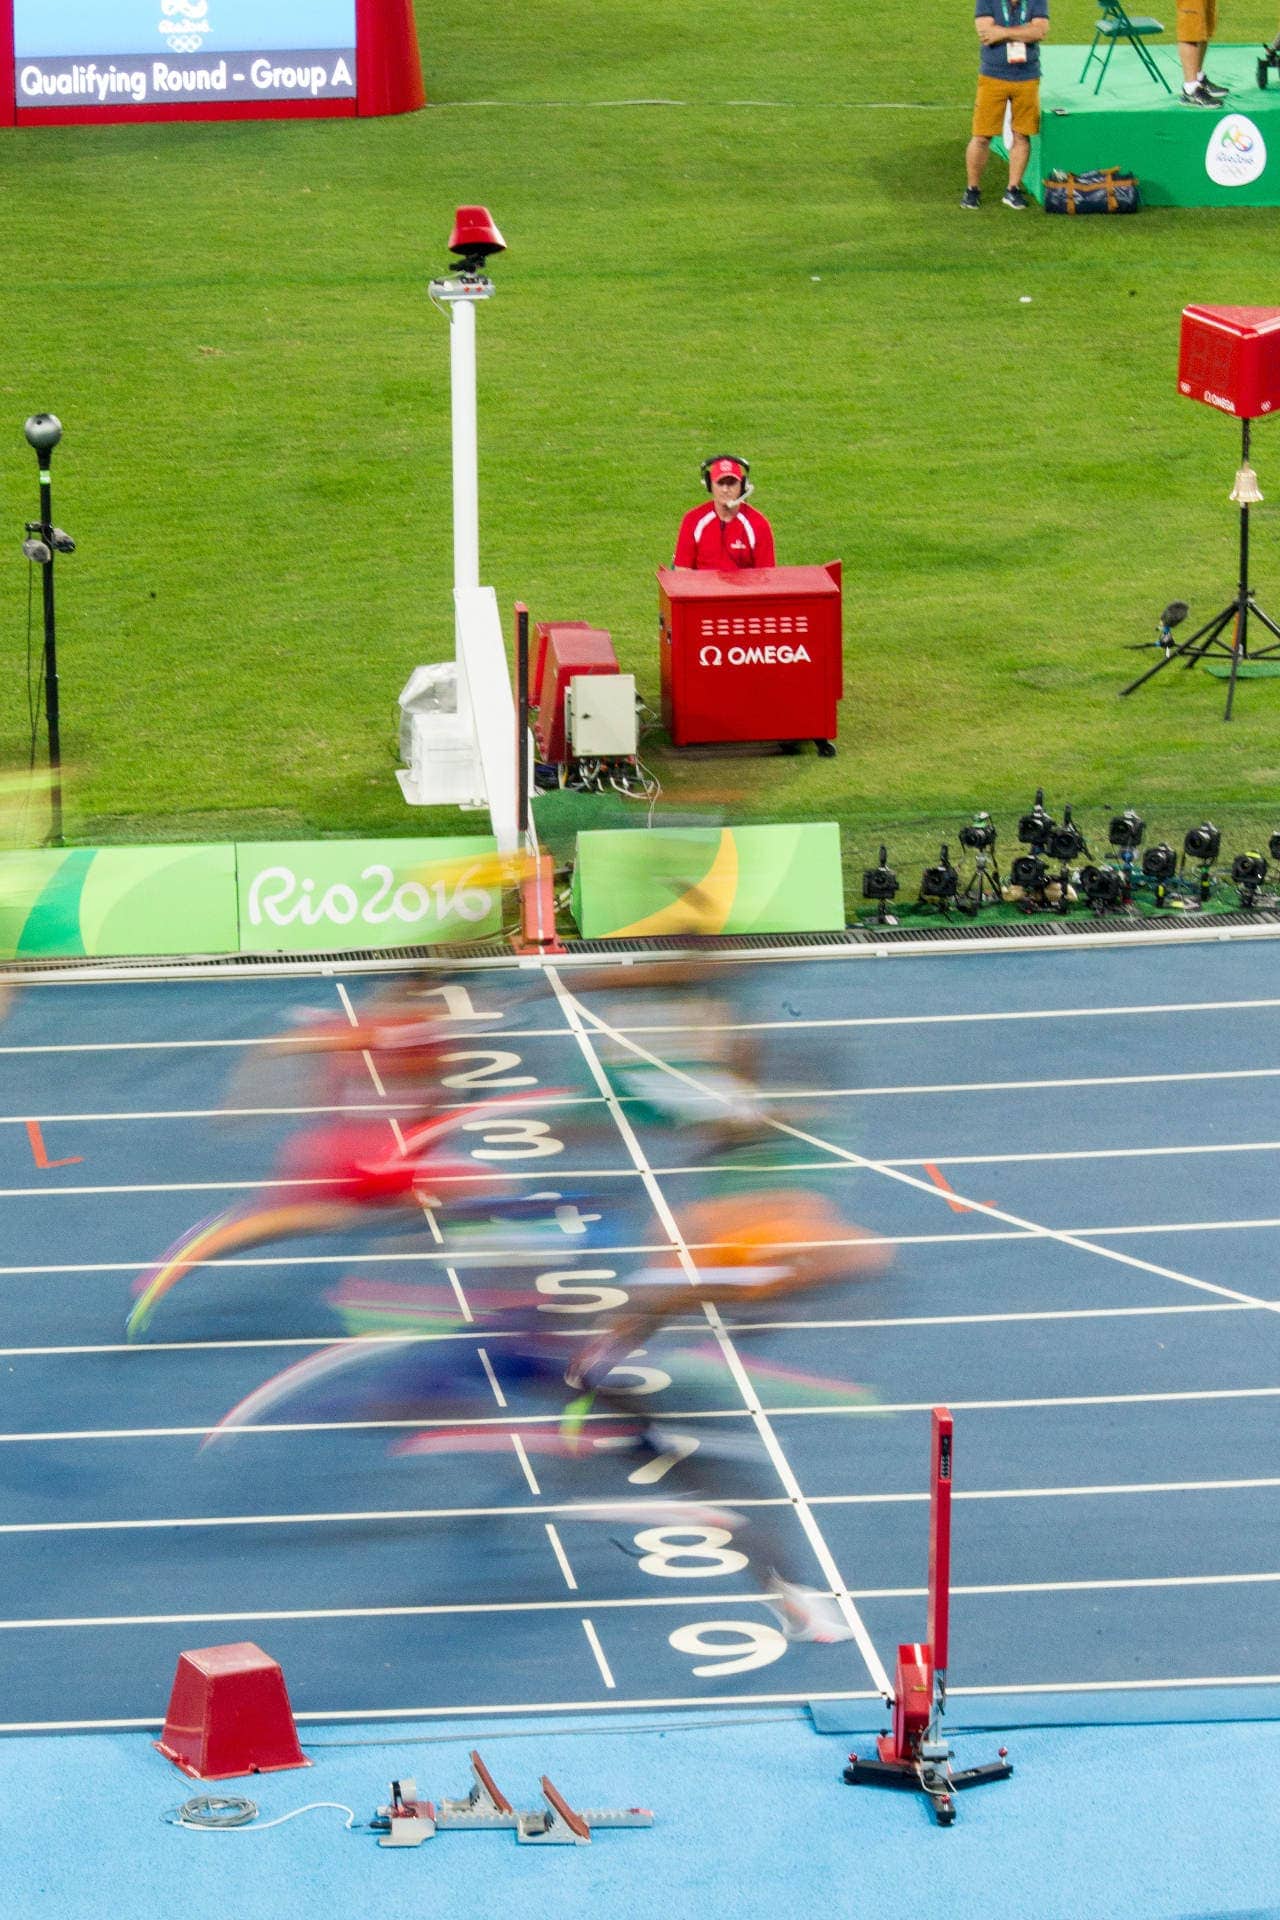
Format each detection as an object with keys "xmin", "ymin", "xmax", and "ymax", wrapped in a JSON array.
[{"xmin": 707, "ymin": 458, "xmax": 745, "ymax": 481}]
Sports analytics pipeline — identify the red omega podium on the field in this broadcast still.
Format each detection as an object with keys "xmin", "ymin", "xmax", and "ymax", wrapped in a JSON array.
[{"xmin": 657, "ymin": 564, "xmax": 843, "ymax": 748}]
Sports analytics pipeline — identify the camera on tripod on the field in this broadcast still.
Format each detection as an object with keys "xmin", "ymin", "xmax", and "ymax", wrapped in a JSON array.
[
  {"xmin": 1108, "ymin": 810, "xmax": 1145, "ymax": 851},
  {"xmin": 862, "ymin": 846, "xmax": 899, "ymax": 925},
  {"xmin": 1045, "ymin": 810, "xmax": 1089, "ymax": 864},
  {"xmin": 1183, "ymin": 821, "xmax": 1221, "ymax": 864},
  {"xmin": 1016, "ymin": 789, "xmax": 1055, "ymax": 852},
  {"xmin": 1079, "ymin": 863, "xmax": 1127, "ymax": 912},
  {"xmin": 1258, "ymin": 32, "xmax": 1280, "ymax": 86},
  {"xmin": 1231, "ymin": 850, "xmax": 1269, "ymax": 908},
  {"xmin": 1010, "ymin": 852, "xmax": 1049, "ymax": 893},
  {"xmin": 958, "ymin": 812, "xmax": 996, "ymax": 854},
  {"xmin": 955, "ymin": 811, "xmax": 1002, "ymax": 915},
  {"xmin": 918, "ymin": 844, "xmax": 959, "ymax": 912}
]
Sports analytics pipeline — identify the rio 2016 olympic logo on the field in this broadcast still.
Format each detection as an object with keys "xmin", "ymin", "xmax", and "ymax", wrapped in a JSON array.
[
  {"xmin": 246, "ymin": 863, "xmax": 496, "ymax": 931},
  {"xmin": 1205, "ymin": 115, "xmax": 1268, "ymax": 187},
  {"xmin": 158, "ymin": 0, "xmax": 212, "ymax": 55}
]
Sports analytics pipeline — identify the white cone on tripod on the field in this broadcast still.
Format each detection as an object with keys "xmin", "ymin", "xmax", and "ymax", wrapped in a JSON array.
[{"xmin": 1230, "ymin": 463, "xmax": 1264, "ymax": 505}]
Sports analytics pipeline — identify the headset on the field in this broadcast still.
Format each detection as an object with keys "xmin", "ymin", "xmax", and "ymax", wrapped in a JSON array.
[{"xmin": 700, "ymin": 454, "xmax": 754, "ymax": 503}]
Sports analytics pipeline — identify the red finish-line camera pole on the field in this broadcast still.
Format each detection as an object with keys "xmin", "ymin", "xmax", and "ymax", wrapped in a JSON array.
[{"xmin": 843, "ymin": 1408, "xmax": 1012, "ymax": 1826}]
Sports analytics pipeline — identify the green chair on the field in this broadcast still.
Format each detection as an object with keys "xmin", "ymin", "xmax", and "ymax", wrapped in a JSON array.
[{"xmin": 1079, "ymin": 0, "xmax": 1171, "ymax": 93}]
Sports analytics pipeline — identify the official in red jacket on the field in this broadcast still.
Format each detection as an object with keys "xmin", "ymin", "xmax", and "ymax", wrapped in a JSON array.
[{"xmin": 673, "ymin": 454, "xmax": 776, "ymax": 570}]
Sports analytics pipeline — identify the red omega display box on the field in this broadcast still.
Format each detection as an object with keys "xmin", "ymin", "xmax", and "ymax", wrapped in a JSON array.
[
  {"xmin": 657, "ymin": 564, "xmax": 843, "ymax": 748},
  {"xmin": 1178, "ymin": 306, "xmax": 1280, "ymax": 419}
]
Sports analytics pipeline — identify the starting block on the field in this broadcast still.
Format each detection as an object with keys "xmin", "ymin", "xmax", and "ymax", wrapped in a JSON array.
[
  {"xmin": 369, "ymin": 1751, "xmax": 653, "ymax": 1849},
  {"xmin": 516, "ymin": 1774, "xmax": 654, "ymax": 1846},
  {"xmin": 436, "ymin": 1750, "xmax": 520, "ymax": 1831},
  {"xmin": 375, "ymin": 1779, "xmax": 437, "ymax": 1847},
  {"xmin": 842, "ymin": 1409, "xmax": 1012, "ymax": 1826}
]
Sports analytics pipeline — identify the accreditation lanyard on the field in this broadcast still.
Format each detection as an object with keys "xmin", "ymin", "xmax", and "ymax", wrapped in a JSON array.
[{"xmin": 996, "ymin": 0, "xmax": 1026, "ymax": 20}]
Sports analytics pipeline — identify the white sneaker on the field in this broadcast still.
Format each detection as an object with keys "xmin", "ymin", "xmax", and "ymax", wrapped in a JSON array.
[{"xmin": 764, "ymin": 1575, "xmax": 856, "ymax": 1643}]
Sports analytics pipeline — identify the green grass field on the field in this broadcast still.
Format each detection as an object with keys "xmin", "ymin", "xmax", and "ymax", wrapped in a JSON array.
[{"xmin": 2, "ymin": 0, "xmax": 1280, "ymax": 897}]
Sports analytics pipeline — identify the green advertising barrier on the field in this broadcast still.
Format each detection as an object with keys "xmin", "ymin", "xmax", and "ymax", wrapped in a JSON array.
[
  {"xmin": 570, "ymin": 823, "xmax": 844, "ymax": 939},
  {"xmin": 0, "ymin": 844, "xmax": 238, "ymax": 960},
  {"xmin": 237, "ymin": 837, "xmax": 501, "ymax": 952},
  {"xmin": 0, "ymin": 835, "xmax": 503, "ymax": 960}
]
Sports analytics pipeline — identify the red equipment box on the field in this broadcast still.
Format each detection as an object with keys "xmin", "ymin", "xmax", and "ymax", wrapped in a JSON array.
[
  {"xmin": 533, "ymin": 624, "xmax": 618, "ymax": 762},
  {"xmin": 1178, "ymin": 306, "xmax": 1280, "ymax": 419},
  {"xmin": 657, "ymin": 564, "xmax": 843, "ymax": 747}
]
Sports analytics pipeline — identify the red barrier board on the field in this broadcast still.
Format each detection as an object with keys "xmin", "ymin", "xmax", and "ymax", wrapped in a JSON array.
[
  {"xmin": 2, "ymin": 0, "xmax": 423, "ymax": 126},
  {"xmin": 1178, "ymin": 305, "xmax": 1280, "ymax": 419},
  {"xmin": 657, "ymin": 564, "xmax": 843, "ymax": 747}
]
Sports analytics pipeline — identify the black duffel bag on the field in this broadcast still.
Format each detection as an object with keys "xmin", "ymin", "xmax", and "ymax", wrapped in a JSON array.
[{"xmin": 1043, "ymin": 167, "xmax": 1141, "ymax": 214}]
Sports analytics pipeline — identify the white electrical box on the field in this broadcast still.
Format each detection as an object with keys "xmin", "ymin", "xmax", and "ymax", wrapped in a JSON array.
[{"xmin": 565, "ymin": 673, "xmax": 637, "ymax": 758}]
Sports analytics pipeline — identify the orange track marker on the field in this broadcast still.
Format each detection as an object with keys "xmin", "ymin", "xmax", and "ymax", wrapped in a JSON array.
[
  {"xmin": 25, "ymin": 1121, "xmax": 82, "ymax": 1170},
  {"xmin": 922, "ymin": 1162, "xmax": 991, "ymax": 1213}
]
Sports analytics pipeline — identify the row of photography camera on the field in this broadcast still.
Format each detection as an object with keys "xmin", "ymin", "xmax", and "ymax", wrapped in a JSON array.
[{"xmin": 857, "ymin": 792, "xmax": 1280, "ymax": 924}]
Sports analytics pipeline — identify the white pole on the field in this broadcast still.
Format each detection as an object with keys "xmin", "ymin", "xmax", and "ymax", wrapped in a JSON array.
[{"xmin": 450, "ymin": 297, "xmax": 480, "ymax": 595}]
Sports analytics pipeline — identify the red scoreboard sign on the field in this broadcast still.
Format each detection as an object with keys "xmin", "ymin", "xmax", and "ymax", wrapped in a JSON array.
[{"xmin": 0, "ymin": 0, "xmax": 423, "ymax": 125}]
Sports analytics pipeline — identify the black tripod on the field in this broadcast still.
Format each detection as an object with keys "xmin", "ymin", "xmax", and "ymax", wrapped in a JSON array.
[{"xmin": 1121, "ymin": 417, "xmax": 1280, "ymax": 721}]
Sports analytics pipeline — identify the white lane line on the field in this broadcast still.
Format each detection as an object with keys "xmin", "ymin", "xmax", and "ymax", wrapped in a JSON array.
[
  {"xmin": 510, "ymin": 1434, "xmax": 541, "ymax": 1495},
  {"xmin": 0, "ymin": 1499, "xmax": 791, "ymax": 1535},
  {"xmin": 446, "ymin": 1268, "xmax": 474, "ymax": 1323},
  {"xmin": 336, "ymin": 982, "xmax": 393, "ymax": 1110},
  {"xmin": 730, "ymin": 1300, "xmax": 1267, "ymax": 1334},
  {"xmin": 545, "ymin": 963, "xmax": 892, "ymax": 1701},
  {"xmin": 476, "ymin": 1348, "xmax": 506, "ymax": 1408},
  {"xmin": 6, "ymin": 1060, "xmax": 1280, "ymax": 1127},
  {"xmin": 4, "ymin": 994, "xmax": 1279, "ymax": 1057},
  {"xmin": 0, "ymin": 1092, "xmax": 586, "ymax": 1127},
  {"xmin": 3, "ymin": 1569, "xmax": 1277, "ymax": 1634},
  {"xmin": 901, "ymin": 1141, "xmax": 1280, "ymax": 1169},
  {"xmin": 810, "ymin": 1476, "xmax": 1280, "ymax": 1505},
  {"xmin": 0, "ymin": 1180, "xmax": 350, "ymax": 1199},
  {"xmin": 6, "ymin": 1383, "xmax": 1280, "ymax": 1444},
  {"xmin": 0, "ymin": 1039, "xmax": 291, "ymax": 1055},
  {"xmin": 636, "ymin": 1069, "xmax": 1280, "ymax": 1106},
  {"xmin": 4, "ymin": 1294, "xmax": 1278, "ymax": 1360},
  {"xmin": 338, "ymin": 986, "xmax": 455, "ymax": 1270},
  {"xmin": 943, "ymin": 1672, "xmax": 1280, "ymax": 1697},
  {"xmin": 8, "ymin": 1670, "xmax": 1280, "ymax": 1733},
  {"xmin": 604, "ymin": 996, "xmax": 1280, "ymax": 1034},
  {"xmin": 8, "ymin": 1135, "xmax": 1280, "ymax": 1202},
  {"xmin": 0, "ymin": 1590, "xmax": 787, "ymax": 1630},
  {"xmin": 581, "ymin": 1618, "xmax": 615, "ymax": 1688},
  {"xmin": 880, "ymin": 1571, "xmax": 1280, "ymax": 1598},
  {"xmin": 2, "ymin": 1476, "xmax": 1275, "ymax": 1536},
  {"xmin": 545, "ymin": 1523, "xmax": 578, "ymax": 1591},
  {"xmin": 0, "ymin": 1163, "xmax": 635, "ymax": 1200},
  {"xmin": 5, "ymin": 1217, "xmax": 1280, "ymax": 1284},
  {"xmin": 0, "ymin": 1239, "xmax": 672, "ymax": 1276},
  {"xmin": 563, "ymin": 993, "xmax": 1280, "ymax": 1321}
]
